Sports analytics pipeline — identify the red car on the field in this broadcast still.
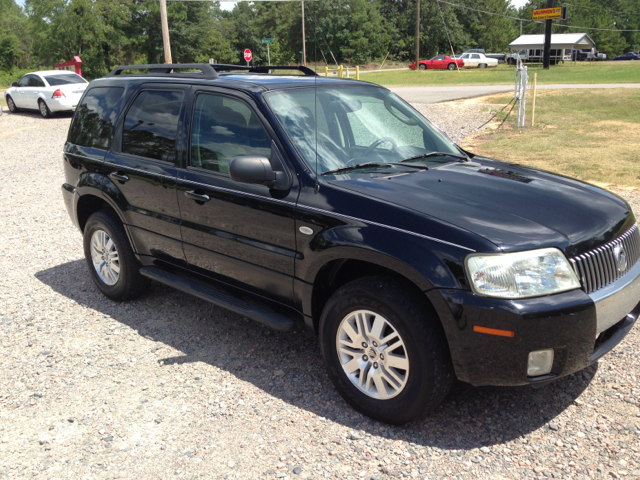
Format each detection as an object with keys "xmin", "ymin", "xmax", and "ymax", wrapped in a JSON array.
[{"xmin": 409, "ymin": 55, "xmax": 464, "ymax": 70}]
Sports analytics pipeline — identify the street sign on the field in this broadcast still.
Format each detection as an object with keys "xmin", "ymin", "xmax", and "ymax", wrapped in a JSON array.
[
  {"xmin": 262, "ymin": 39, "xmax": 274, "ymax": 44},
  {"xmin": 532, "ymin": 7, "xmax": 565, "ymax": 21},
  {"xmin": 244, "ymin": 49, "xmax": 252, "ymax": 62}
]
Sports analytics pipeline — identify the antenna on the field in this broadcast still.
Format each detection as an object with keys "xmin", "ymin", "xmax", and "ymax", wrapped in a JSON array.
[{"xmin": 313, "ymin": 1, "xmax": 319, "ymax": 193}]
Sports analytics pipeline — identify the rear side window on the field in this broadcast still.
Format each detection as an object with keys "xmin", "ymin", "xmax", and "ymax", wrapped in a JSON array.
[
  {"xmin": 28, "ymin": 76, "xmax": 45, "ymax": 87},
  {"xmin": 122, "ymin": 90, "xmax": 184, "ymax": 162},
  {"xmin": 45, "ymin": 74, "xmax": 87, "ymax": 86},
  {"xmin": 67, "ymin": 87, "xmax": 125, "ymax": 150}
]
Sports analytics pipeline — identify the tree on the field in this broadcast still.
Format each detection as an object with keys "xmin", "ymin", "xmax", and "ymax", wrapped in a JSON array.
[{"xmin": 0, "ymin": 0, "xmax": 30, "ymax": 70}]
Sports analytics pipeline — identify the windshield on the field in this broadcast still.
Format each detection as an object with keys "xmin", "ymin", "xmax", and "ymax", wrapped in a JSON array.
[
  {"xmin": 44, "ymin": 74, "xmax": 87, "ymax": 86},
  {"xmin": 265, "ymin": 86, "xmax": 460, "ymax": 175}
]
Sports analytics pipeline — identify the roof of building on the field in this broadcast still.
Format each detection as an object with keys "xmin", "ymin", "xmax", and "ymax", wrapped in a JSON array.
[{"xmin": 509, "ymin": 33, "xmax": 595, "ymax": 49}]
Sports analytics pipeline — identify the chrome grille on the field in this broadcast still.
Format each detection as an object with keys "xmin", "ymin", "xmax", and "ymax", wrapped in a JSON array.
[{"xmin": 570, "ymin": 224, "xmax": 640, "ymax": 294}]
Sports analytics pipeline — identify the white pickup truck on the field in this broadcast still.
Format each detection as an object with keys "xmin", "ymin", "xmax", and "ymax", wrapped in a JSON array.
[{"xmin": 458, "ymin": 52, "xmax": 499, "ymax": 68}]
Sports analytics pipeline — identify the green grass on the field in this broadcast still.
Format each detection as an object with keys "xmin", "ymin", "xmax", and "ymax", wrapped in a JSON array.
[
  {"xmin": 362, "ymin": 62, "xmax": 640, "ymax": 87},
  {"xmin": 467, "ymin": 88, "xmax": 640, "ymax": 189},
  {"xmin": 0, "ymin": 68, "xmax": 35, "ymax": 89}
]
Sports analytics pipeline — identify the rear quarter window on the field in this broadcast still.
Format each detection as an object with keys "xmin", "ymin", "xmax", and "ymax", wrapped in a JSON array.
[{"xmin": 67, "ymin": 87, "xmax": 125, "ymax": 150}]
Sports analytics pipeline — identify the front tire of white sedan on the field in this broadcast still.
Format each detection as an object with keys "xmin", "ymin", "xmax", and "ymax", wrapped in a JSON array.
[
  {"xmin": 6, "ymin": 96, "xmax": 19, "ymax": 113},
  {"xmin": 38, "ymin": 99, "xmax": 52, "ymax": 118}
]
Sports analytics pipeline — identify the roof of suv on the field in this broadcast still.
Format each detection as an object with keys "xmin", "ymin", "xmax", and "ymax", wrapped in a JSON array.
[{"xmin": 101, "ymin": 63, "xmax": 377, "ymax": 92}]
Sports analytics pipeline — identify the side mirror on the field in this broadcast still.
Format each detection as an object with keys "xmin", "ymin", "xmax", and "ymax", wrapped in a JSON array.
[
  {"xmin": 229, "ymin": 156, "xmax": 289, "ymax": 190},
  {"xmin": 11, "ymin": 82, "xmax": 18, "ymax": 87}
]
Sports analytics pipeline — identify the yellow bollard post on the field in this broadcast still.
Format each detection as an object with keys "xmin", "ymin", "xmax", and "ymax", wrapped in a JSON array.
[
  {"xmin": 356, "ymin": 66, "xmax": 360, "ymax": 80},
  {"xmin": 339, "ymin": 65, "xmax": 343, "ymax": 78},
  {"xmin": 531, "ymin": 73, "xmax": 537, "ymax": 127},
  {"xmin": 325, "ymin": 66, "xmax": 329, "ymax": 77}
]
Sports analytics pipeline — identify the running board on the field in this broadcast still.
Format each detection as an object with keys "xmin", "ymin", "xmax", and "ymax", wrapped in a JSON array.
[{"xmin": 140, "ymin": 266, "xmax": 295, "ymax": 332}]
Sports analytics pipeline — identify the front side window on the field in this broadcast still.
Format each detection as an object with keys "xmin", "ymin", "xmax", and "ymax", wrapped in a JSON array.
[
  {"xmin": 190, "ymin": 94, "xmax": 271, "ymax": 174},
  {"xmin": 45, "ymin": 74, "xmax": 87, "ymax": 86},
  {"xmin": 266, "ymin": 86, "xmax": 459, "ymax": 174},
  {"xmin": 17, "ymin": 76, "xmax": 30, "ymax": 87},
  {"xmin": 67, "ymin": 87, "xmax": 125, "ymax": 149},
  {"xmin": 122, "ymin": 90, "xmax": 184, "ymax": 162}
]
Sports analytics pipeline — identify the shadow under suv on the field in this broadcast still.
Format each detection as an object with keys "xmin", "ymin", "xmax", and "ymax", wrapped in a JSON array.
[{"xmin": 62, "ymin": 63, "xmax": 639, "ymax": 424}]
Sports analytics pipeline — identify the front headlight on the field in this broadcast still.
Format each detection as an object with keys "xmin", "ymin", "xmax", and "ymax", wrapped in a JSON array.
[{"xmin": 465, "ymin": 248, "xmax": 581, "ymax": 299}]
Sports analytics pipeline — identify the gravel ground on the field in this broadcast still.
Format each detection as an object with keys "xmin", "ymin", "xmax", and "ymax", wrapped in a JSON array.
[{"xmin": 0, "ymin": 105, "xmax": 639, "ymax": 480}]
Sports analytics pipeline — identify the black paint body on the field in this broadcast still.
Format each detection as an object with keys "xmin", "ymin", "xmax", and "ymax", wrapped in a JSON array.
[{"xmin": 61, "ymin": 73, "xmax": 637, "ymax": 387}]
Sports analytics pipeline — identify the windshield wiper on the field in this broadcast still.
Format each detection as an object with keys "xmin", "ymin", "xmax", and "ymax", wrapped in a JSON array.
[
  {"xmin": 321, "ymin": 162, "xmax": 392, "ymax": 176},
  {"xmin": 400, "ymin": 151, "xmax": 468, "ymax": 163},
  {"xmin": 322, "ymin": 161, "xmax": 432, "ymax": 176}
]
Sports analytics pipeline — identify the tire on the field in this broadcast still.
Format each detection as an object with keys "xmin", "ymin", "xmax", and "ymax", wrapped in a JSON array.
[
  {"xmin": 83, "ymin": 210, "xmax": 150, "ymax": 302},
  {"xmin": 447, "ymin": 63, "xmax": 456, "ymax": 70},
  {"xmin": 38, "ymin": 99, "xmax": 52, "ymax": 118},
  {"xmin": 479, "ymin": 63, "xmax": 487, "ymax": 69},
  {"xmin": 419, "ymin": 63, "xmax": 427, "ymax": 70},
  {"xmin": 319, "ymin": 275, "xmax": 454, "ymax": 424},
  {"xmin": 6, "ymin": 95, "xmax": 19, "ymax": 113}
]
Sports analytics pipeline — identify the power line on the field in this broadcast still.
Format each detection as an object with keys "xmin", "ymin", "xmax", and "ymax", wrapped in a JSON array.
[
  {"xmin": 559, "ymin": 2, "xmax": 640, "ymax": 17},
  {"xmin": 437, "ymin": 0, "xmax": 640, "ymax": 32}
]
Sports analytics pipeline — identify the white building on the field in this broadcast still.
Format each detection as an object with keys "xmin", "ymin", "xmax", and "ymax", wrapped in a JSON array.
[{"xmin": 508, "ymin": 33, "xmax": 595, "ymax": 64}]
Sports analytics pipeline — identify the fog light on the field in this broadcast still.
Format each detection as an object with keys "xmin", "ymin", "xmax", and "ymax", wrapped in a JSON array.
[{"xmin": 527, "ymin": 349, "xmax": 554, "ymax": 376}]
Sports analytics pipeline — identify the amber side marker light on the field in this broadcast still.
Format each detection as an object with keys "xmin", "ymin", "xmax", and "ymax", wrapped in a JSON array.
[{"xmin": 473, "ymin": 325, "xmax": 515, "ymax": 337}]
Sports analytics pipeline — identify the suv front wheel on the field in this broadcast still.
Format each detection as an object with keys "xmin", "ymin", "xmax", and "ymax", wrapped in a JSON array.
[
  {"xmin": 83, "ymin": 210, "xmax": 149, "ymax": 301},
  {"xmin": 319, "ymin": 276, "xmax": 453, "ymax": 424}
]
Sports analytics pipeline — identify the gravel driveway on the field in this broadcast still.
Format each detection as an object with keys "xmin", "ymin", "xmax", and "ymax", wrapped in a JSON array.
[{"xmin": 1, "ymin": 105, "xmax": 639, "ymax": 480}]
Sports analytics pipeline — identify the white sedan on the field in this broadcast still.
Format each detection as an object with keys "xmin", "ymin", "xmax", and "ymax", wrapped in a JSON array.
[
  {"xmin": 458, "ymin": 53, "xmax": 499, "ymax": 68},
  {"xmin": 4, "ymin": 70, "xmax": 88, "ymax": 118}
]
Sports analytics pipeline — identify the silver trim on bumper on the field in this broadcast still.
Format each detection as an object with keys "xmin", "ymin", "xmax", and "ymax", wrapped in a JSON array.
[{"xmin": 589, "ymin": 257, "xmax": 640, "ymax": 334}]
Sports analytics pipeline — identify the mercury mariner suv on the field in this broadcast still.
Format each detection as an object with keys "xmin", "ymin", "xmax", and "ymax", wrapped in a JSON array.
[{"xmin": 61, "ymin": 63, "xmax": 639, "ymax": 424}]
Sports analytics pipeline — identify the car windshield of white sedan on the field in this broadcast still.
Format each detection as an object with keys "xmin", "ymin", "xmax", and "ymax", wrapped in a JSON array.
[
  {"xmin": 44, "ymin": 74, "xmax": 87, "ymax": 86},
  {"xmin": 265, "ymin": 86, "xmax": 459, "ymax": 175}
]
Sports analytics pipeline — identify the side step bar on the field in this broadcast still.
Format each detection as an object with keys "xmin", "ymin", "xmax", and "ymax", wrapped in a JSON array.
[{"xmin": 140, "ymin": 267, "xmax": 295, "ymax": 332}]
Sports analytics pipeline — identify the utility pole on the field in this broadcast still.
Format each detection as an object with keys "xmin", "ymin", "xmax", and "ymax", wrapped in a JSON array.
[
  {"xmin": 415, "ymin": 0, "xmax": 420, "ymax": 68},
  {"xmin": 301, "ymin": 1, "xmax": 306, "ymax": 66},
  {"xmin": 159, "ymin": 0, "xmax": 172, "ymax": 64},
  {"xmin": 543, "ymin": 0, "xmax": 553, "ymax": 69}
]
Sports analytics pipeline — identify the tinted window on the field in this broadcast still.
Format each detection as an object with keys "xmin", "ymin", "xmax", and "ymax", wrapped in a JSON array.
[
  {"xmin": 17, "ymin": 76, "xmax": 29, "ymax": 87},
  {"xmin": 68, "ymin": 87, "xmax": 125, "ymax": 149},
  {"xmin": 28, "ymin": 76, "xmax": 44, "ymax": 87},
  {"xmin": 190, "ymin": 94, "xmax": 271, "ymax": 174},
  {"xmin": 472, "ymin": 54, "xmax": 480, "ymax": 59},
  {"xmin": 45, "ymin": 74, "xmax": 87, "ymax": 86},
  {"xmin": 122, "ymin": 90, "xmax": 183, "ymax": 162}
]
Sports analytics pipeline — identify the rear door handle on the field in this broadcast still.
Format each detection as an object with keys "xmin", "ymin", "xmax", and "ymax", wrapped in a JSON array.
[
  {"xmin": 185, "ymin": 190, "xmax": 211, "ymax": 202},
  {"xmin": 109, "ymin": 171, "xmax": 130, "ymax": 183}
]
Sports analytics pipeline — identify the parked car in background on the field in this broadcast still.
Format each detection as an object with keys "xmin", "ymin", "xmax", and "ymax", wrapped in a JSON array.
[
  {"xmin": 409, "ymin": 55, "xmax": 464, "ymax": 70},
  {"xmin": 3, "ymin": 70, "xmax": 88, "ymax": 118},
  {"xmin": 460, "ymin": 49, "xmax": 506, "ymax": 63},
  {"xmin": 597, "ymin": 52, "xmax": 607, "ymax": 60},
  {"xmin": 613, "ymin": 52, "xmax": 640, "ymax": 61},
  {"xmin": 458, "ymin": 52, "xmax": 498, "ymax": 68},
  {"xmin": 507, "ymin": 48, "xmax": 572, "ymax": 65}
]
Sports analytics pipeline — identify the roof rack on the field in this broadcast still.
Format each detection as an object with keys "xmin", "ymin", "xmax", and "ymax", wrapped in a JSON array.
[
  {"xmin": 213, "ymin": 65, "xmax": 318, "ymax": 76},
  {"xmin": 107, "ymin": 63, "xmax": 318, "ymax": 80},
  {"xmin": 108, "ymin": 64, "xmax": 219, "ymax": 80}
]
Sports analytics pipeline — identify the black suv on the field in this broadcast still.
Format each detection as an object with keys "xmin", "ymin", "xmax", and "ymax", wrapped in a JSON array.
[{"xmin": 62, "ymin": 63, "xmax": 639, "ymax": 424}]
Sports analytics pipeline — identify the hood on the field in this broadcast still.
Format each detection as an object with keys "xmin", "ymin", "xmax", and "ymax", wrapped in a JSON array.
[{"xmin": 329, "ymin": 159, "xmax": 632, "ymax": 256}]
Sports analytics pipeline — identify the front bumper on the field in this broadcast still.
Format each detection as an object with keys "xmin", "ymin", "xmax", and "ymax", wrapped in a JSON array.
[{"xmin": 428, "ymin": 262, "xmax": 640, "ymax": 386}]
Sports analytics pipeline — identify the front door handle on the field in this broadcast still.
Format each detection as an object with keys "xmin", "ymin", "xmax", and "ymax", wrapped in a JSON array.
[
  {"xmin": 185, "ymin": 190, "xmax": 211, "ymax": 203},
  {"xmin": 109, "ymin": 171, "xmax": 130, "ymax": 183}
]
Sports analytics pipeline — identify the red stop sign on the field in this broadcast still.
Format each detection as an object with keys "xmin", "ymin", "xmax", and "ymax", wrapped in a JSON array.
[{"xmin": 244, "ymin": 49, "xmax": 252, "ymax": 62}]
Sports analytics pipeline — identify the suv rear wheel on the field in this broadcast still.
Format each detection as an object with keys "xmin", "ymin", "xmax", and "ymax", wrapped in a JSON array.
[
  {"xmin": 83, "ymin": 210, "xmax": 149, "ymax": 301},
  {"xmin": 319, "ymin": 276, "xmax": 453, "ymax": 424}
]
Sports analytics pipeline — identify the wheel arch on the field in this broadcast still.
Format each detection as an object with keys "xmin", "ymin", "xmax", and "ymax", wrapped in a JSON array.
[{"xmin": 309, "ymin": 256, "xmax": 440, "ymax": 334}]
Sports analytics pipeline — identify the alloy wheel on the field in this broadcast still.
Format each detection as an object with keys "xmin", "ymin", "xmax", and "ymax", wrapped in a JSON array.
[
  {"xmin": 7, "ymin": 97, "xmax": 16, "ymax": 112},
  {"xmin": 336, "ymin": 309, "xmax": 409, "ymax": 399},
  {"xmin": 90, "ymin": 229, "xmax": 120, "ymax": 286},
  {"xmin": 39, "ymin": 101, "xmax": 48, "ymax": 117}
]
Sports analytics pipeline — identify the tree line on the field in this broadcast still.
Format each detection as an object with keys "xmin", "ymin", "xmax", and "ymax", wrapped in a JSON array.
[{"xmin": 1, "ymin": 0, "xmax": 639, "ymax": 79}]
